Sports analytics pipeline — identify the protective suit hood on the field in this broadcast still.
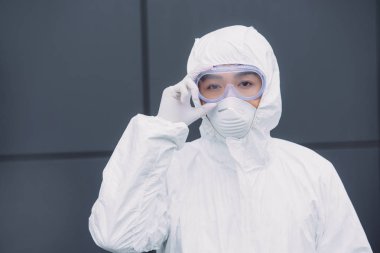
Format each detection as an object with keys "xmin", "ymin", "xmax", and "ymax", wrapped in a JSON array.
[{"xmin": 187, "ymin": 25, "xmax": 282, "ymax": 169}]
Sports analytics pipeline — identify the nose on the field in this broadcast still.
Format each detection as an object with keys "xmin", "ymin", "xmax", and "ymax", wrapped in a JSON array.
[{"xmin": 225, "ymin": 83, "xmax": 236, "ymax": 98}]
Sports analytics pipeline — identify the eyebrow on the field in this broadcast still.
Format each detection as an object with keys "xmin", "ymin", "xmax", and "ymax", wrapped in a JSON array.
[
  {"xmin": 234, "ymin": 71, "xmax": 258, "ymax": 78},
  {"xmin": 199, "ymin": 74, "xmax": 223, "ymax": 82},
  {"xmin": 199, "ymin": 71, "xmax": 259, "ymax": 83}
]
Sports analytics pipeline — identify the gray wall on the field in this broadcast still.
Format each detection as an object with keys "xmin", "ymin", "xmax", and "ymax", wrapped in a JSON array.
[{"xmin": 0, "ymin": 0, "xmax": 378, "ymax": 252}]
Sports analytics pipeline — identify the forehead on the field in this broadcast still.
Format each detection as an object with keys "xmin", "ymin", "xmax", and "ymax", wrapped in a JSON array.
[
  {"xmin": 194, "ymin": 64, "xmax": 265, "ymax": 84},
  {"xmin": 199, "ymin": 71, "xmax": 260, "ymax": 82}
]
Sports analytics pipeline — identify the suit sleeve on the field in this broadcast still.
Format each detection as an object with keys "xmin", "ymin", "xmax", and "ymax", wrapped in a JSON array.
[
  {"xmin": 316, "ymin": 161, "xmax": 373, "ymax": 253},
  {"xmin": 88, "ymin": 114, "xmax": 188, "ymax": 253}
]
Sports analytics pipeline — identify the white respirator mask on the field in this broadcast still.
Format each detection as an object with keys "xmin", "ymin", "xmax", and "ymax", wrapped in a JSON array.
[{"xmin": 206, "ymin": 96, "xmax": 257, "ymax": 139}]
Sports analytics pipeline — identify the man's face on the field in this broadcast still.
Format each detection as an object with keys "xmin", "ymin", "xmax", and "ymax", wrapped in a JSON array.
[{"xmin": 198, "ymin": 71, "xmax": 262, "ymax": 108}]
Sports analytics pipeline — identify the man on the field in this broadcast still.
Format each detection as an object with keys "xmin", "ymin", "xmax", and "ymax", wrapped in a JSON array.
[{"xmin": 89, "ymin": 25, "xmax": 372, "ymax": 253}]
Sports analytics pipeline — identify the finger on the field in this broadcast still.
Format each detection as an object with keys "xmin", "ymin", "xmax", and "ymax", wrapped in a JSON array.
[
  {"xmin": 186, "ymin": 103, "xmax": 217, "ymax": 125},
  {"xmin": 201, "ymin": 102, "xmax": 217, "ymax": 113},
  {"xmin": 179, "ymin": 82, "xmax": 189, "ymax": 104},
  {"xmin": 173, "ymin": 78, "xmax": 190, "ymax": 99},
  {"xmin": 168, "ymin": 83, "xmax": 181, "ymax": 100},
  {"xmin": 192, "ymin": 103, "xmax": 217, "ymax": 118},
  {"xmin": 184, "ymin": 76, "xmax": 201, "ymax": 107}
]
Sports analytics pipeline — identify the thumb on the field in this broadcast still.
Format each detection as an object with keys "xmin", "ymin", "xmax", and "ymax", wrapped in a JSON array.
[
  {"xmin": 186, "ymin": 103, "xmax": 217, "ymax": 125},
  {"xmin": 193, "ymin": 103, "xmax": 217, "ymax": 118},
  {"xmin": 200, "ymin": 103, "xmax": 217, "ymax": 115}
]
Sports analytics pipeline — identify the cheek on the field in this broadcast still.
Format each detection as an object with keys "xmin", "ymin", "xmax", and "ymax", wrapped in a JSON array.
[{"xmin": 247, "ymin": 98, "xmax": 261, "ymax": 108}]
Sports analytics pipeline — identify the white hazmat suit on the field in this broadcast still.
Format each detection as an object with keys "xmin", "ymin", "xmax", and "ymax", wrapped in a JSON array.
[{"xmin": 89, "ymin": 25, "xmax": 373, "ymax": 253}]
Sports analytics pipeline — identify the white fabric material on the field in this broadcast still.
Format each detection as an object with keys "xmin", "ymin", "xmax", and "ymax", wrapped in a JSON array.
[{"xmin": 89, "ymin": 25, "xmax": 373, "ymax": 253}]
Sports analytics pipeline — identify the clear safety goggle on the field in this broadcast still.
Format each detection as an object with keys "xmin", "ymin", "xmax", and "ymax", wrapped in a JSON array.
[{"xmin": 194, "ymin": 64, "xmax": 266, "ymax": 103}]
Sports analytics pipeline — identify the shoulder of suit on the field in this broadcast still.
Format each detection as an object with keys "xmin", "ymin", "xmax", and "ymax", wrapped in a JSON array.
[{"xmin": 270, "ymin": 137, "xmax": 334, "ymax": 172}]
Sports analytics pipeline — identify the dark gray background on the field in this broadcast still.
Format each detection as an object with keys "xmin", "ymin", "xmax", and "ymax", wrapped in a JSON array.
[{"xmin": 0, "ymin": 0, "xmax": 378, "ymax": 252}]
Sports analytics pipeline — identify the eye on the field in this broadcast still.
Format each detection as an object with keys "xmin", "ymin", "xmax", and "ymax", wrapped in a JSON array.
[
  {"xmin": 238, "ymin": 81, "xmax": 254, "ymax": 88},
  {"xmin": 206, "ymin": 84, "xmax": 222, "ymax": 90}
]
